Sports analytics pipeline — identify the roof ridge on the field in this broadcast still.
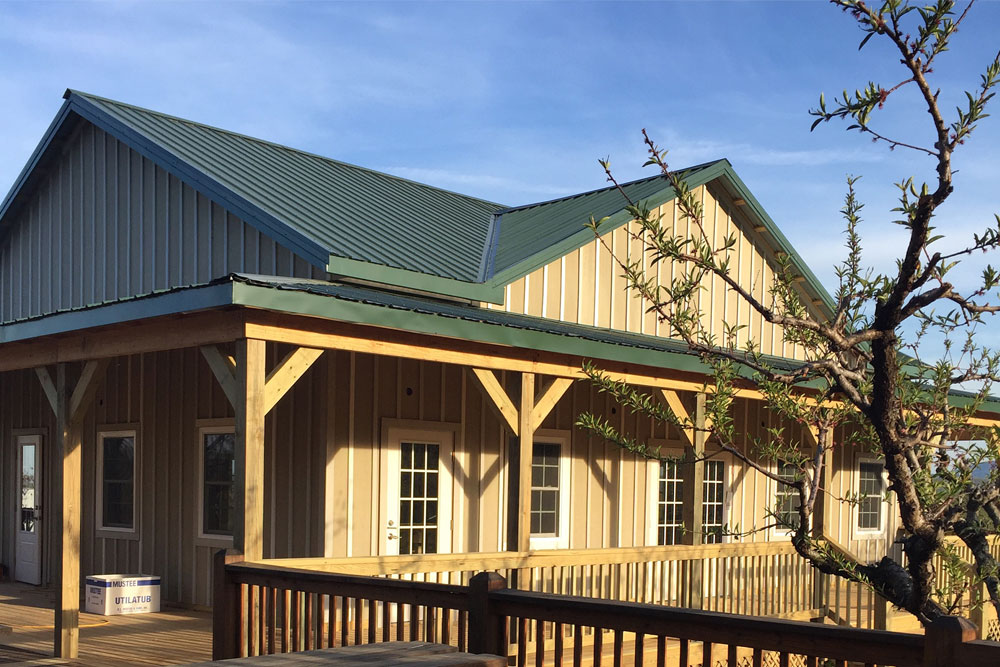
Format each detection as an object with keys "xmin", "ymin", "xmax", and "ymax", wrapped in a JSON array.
[
  {"xmin": 496, "ymin": 158, "xmax": 727, "ymax": 215},
  {"xmin": 65, "ymin": 89, "xmax": 506, "ymax": 211}
]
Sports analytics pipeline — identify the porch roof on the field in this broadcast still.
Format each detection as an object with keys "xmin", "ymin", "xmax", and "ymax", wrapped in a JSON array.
[{"xmin": 2, "ymin": 272, "xmax": 998, "ymax": 417}]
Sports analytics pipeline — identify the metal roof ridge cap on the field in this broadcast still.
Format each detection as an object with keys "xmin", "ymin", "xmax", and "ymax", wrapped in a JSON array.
[{"xmin": 478, "ymin": 212, "xmax": 503, "ymax": 282}]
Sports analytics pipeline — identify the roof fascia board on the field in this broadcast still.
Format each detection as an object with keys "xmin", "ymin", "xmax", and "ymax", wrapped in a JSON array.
[
  {"xmin": 0, "ymin": 100, "xmax": 75, "ymax": 226},
  {"xmin": 64, "ymin": 94, "xmax": 332, "ymax": 270},
  {"xmin": 487, "ymin": 160, "xmax": 731, "ymax": 288},
  {"xmin": 231, "ymin": 280, "xmax": 711, "ymax": 374},
  {"xmin": 0, "ymin": 282, "xmax": 235, "ymax": 344},
  {"xmin": 717, "ymin": 166, "xmax": 836, "ymax": 314},
  {"xmin": 327, "ymin": 255, "xmax": 505, "ymax": 304}
]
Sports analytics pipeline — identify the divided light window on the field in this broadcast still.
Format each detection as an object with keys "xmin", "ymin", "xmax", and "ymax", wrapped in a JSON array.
[
  {"xmin": 775, "ymin": 461, "xmax": 801, "ymax": 532},
  {"xmin": 702, "ymin": 460, "xmax": 725, "ymax": 544},
  {"xmin": 100, "ymin": 433, "xmax": 135, "ymax": 530},
  {"xmin": 858, "ymin": 461, "xmax": 885, "ymax": 531},
  {"xmin": 530, "ymin": 443, "xmax": 561, "ymax": 537},
  {"xmin": 656, "ymin": 460, "xmax": 684, "ymax": 545},
  {"xmin": 203, "ymin": 432, "xmax": 235, "ymax": 536}
]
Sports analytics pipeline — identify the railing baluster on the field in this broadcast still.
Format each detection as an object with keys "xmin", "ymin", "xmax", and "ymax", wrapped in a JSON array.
[
  {"xmin": 306, "ymin": 592, "xmax": 314, "ymax": 650},
  {"xmin": 327, "ymin": 595, "xmax": 336, "ymax": 648},
  {"xmin": 368, "ymin": 598, "xmax": 377, "ymax": 644},
  {"xmin": 634, "ymin": 632, "xmax": 643, "ymax": 667},
  {"xmin": 573, "ymin": 625, "xmax": 583, "ymax": 667},
  {"xmin": 701, "ymin": 640, "xmax": 712, "ymax": 667},
  {"xmin": 778, "ymin": 651, "xmax": 790, "ymax": 667},
  {"xmin": 458, "ymin": 608, "xmax": 467, "ymax": 651},
  {"xmin": 518, "ymin": 617, "xmax": 528, "ymax": 666},
  {"xmin": 383, "ymin": 598, "xmax": 392, "ymax": 642},
  {"xmin": 442, "ymin": 607, "xmax": 451, "ymax": 646},
  {"xmin": 593, "ymin": 626, "xmax": 603, "ymax": 667},
  {"xmin": 655, "ymin": 635, "xmax": 665, "ymax": 667},
  {"xmin": 727, "ymin": 643, "xmax": 737, "ymax": 666},
  {"xmin": 613, "ymin": 629, "xmax": 623, "ymax": 667},
  {"xmin": 554, "ymin": 622, "xmax": 564, "ymax": 666},
  {"xmin": 340, "ymin": 596, "xmax": 349, "ymax": 646},
  {"xmin": 353, "ymin": 597, "xmax": 363, "ymax": 645},
  {"xmin": 752, "ymin": 647, "xmax": 762, "ymax": 667},
  {"xmin": 678, "ymin": 638, "xmax": 688, "ymax": 667},
  {"xmin": 536, "ymin": 619, "xmax": 545, "ymax": 667}
]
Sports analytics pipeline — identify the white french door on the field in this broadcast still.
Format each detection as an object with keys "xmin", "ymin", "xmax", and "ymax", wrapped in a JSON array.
[
  {"xmin": 15, "ymin": 435, "xmax": 42, "ymax": 585},
  {"xmin": 383, "ymin": 426, "xmax": 453, "ymax": 556}
]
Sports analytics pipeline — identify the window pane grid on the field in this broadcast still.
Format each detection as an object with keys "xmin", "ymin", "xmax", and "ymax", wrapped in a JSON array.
[
  {"xmin": 102, "ymin": 436, "xmax": 135, "ymax": 529},
  {"xmin": 775, "ymin": 461, "xmax": 801, "ymax": 531},
  {"xmin": 702, "ymin": 460, "xmax": 725, "ymax": 544},
  {"xmin": 203, "ymin": 433, "xmax": 235, "ymax": 535},
  {"xmin": 858, "ymin": 461, "xmax": 884, "ymax": 530},
  {"xmin": 657, "ymin": 460, "xmax": 684, "ymax": 545},
  {"xmin": 399, "ymin": 442, "xmax": 439, "ymax": 555},
  {"xmin": 530, "ymin": 443, "xmax": 560, "ymax": 537}
]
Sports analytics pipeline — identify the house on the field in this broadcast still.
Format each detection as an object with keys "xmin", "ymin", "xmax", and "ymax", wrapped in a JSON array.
[{"xmin": 2, "ymin": 90, "xmax": 998, "ymax": 659}]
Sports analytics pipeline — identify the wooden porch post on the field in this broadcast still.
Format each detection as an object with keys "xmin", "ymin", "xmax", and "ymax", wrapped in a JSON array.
[
  {"xmin": 811, "ymin": 428, "xmax": 834, "ymax": 619},
  {"xmin": 234, "ymin": 339, "xmax": 266, "ymax": 561},
  {"xmin": 52, "ymin": 365, "xmax": 78, "ymax": 658},
  {"xmin": 682, "ymin": 393, "xmax": 706, "ymax": 546},
  {"xmin": 36, "ymin": 361, "xmax": 108, "ymax": 659},
  {"xmin": 517, "ymin": 372, "xmax": 535, "ymax": 554}
]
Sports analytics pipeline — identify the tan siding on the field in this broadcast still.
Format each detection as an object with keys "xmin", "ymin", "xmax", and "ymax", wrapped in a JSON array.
[
  {"xmin": 489, "ymin": 184, "xmax": 812, "ymax": 361},
  {"xmin": 0, "ymin": 123, "xmax": 324, "ymax": 324}
]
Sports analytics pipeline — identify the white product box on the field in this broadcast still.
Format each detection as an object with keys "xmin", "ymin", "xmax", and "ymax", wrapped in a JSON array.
[{"xmin": 85, "ymin": 574, "xmax": 161, "ymax": 615}]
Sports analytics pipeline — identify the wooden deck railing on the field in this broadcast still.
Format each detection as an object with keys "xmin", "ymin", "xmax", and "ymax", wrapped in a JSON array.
[
  {"xmin": 212, "ymin": 551, "xmax": 1000, "ymax": 666},
  {"xmin": 261, "ymin": 541, "xmax": 817, "ymax": 619}
]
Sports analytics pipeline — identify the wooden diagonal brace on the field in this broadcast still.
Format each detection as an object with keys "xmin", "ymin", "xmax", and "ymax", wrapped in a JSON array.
[
  {"xmin": 469, "ymin": 368, "xmax": 519, "ymax": 436},
  {"xmin": 201, "ymin": 345, "xmax": 239, "ymax": 408},
  {"xmin": 263, "ymin": 347, "xmax": 324, "ymax": 413},
  {"xmin": 531, "ymin": 377, "xmax": 574, "ymax": 431},
  {"xmin": 658, "ymin": 389, "xmax": 695, "ymax": 445}
]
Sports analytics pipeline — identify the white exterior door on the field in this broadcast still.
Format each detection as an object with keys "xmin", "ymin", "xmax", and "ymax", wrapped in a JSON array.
[
  {"xmin": 15, "ymin": 435, "xmax": 42, "ymax": 585},
  {"xmin": 383, "ymin": 426, "xmax": 453, "ymax": 556}
]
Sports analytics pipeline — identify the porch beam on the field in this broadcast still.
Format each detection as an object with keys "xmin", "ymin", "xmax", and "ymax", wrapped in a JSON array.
[
  {"xmin": 0, "ymin": 310, "xmax": 244, "ymax": 373},
  {"xmin": 517, "ymin": 372, "xmax": 535, "ymax": 553},
  {"xmin": 263, "ymin": 347, "xmax": 324, "ymax": 414},
  {"xmin": 234, "ymin": 339, "xmax": 266, "ymax": 561},
  {"xmin": 531, "ymin": 377, "xmax": 574, "ymax": 431},
  {"xmin": 469, "ymin": 368, "xmax": 519, "ymax": 436}
]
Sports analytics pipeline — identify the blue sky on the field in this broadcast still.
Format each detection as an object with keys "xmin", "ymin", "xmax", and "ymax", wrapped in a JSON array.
[{"xmin": 1, "ymin": 0, "xmax": 998, "ymax": 305}]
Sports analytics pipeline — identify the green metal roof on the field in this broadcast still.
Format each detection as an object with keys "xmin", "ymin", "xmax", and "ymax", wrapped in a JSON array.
[
  {"xmin": 1, "ymin": 91, "xmax": 834, "ymax": 311},
  {"xmin": 66, "ymin": 90, "xmax": 504, "ymax": 283},
  {"xmin": 487, "ymin": 160, "xmax": 728, "ymax": 285}
]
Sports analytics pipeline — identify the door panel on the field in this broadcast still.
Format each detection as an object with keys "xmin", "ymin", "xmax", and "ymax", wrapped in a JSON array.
[
  {"xmin": 383, "ymin": 426, "xmax": 453, "ymax": 556},
  {"xmin": 15, "ymin": 435, "xmax": 42, "ymax": 585}
]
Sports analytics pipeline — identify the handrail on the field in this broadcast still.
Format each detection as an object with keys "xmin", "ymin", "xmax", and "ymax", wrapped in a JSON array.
[
  {"xmin": 213, "ymin": 553, "xmax": 999, "ymax": 666},
  {"xmin": 254, "ymin": 541, "xmax": 799, "ymax": 575}
]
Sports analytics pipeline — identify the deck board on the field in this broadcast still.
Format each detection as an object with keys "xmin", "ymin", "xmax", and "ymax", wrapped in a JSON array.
[{"xmin": 0, "ymin": 582, "xmax": 212, "ymax": 665}]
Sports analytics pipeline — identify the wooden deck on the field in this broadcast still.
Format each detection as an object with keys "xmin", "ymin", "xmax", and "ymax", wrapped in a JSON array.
[{"xmin": 0, "ymin": 582, "xmax": 212, "ymax": 665}]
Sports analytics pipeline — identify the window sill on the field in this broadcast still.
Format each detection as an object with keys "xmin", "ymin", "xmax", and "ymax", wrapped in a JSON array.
[
  {"xmin": 195, "ymin": 534, "xmax": 234, "ymax": 549},
  {"xmin": 96, "ymin": 528, "xmax": 139, "ymax": 542}
]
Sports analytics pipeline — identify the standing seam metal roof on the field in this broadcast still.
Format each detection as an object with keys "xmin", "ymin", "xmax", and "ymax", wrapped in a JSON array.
[{"xmin": 72, "ymin": 91, "xmax": 504, "ymax": 282}]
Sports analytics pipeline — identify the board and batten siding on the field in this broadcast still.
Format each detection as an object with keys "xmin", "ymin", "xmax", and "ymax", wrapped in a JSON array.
[
  {"xmin": 1, "ymin": 347, "xmax": 895, "ymax": 606},
  {"xmin": 490, "ymin": 183, "xmax": 811, "ymax": 362},
  {"xmin": 0, "ymin": 121, "xmax": 323, "ymax": 323}
]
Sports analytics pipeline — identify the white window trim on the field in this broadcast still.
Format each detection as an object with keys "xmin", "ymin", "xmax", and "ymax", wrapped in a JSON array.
[
  {"xmin": 196, "ymin": 420, "xmax": 236, "ymax": 547},
  {"xmin": 380, "ymin": 419, "xmax": 460, "ymax": 556},
  {"xmin": 529, "ymin": 429, "xmax": 571, "ymax": 550},
  {"xmin": 769, "ymin": 459, "xmax": 805, "ymax": 541},
  {"xmin": 852, "ymin": 455, "xmax": 889, "ymax": 539},
  {"xmin": 645, "ymin": 442, "xmax": 684, "ymax": 546},
  {"xmin": 95, "ymin": 426, "xmax": 139, "ymax": 539}
]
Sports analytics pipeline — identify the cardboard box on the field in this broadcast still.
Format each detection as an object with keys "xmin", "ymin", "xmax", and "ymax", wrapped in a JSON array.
[{"xmin": 85, "ymin": 574, "xmax": 161, "ymax": 615}]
